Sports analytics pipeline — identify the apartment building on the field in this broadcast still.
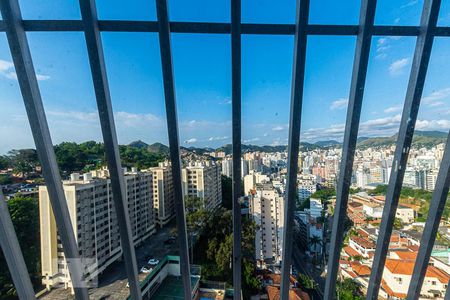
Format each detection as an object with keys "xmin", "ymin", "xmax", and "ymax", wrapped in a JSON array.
[
  {"xmin": 149, "ymin": 161, "xmax": 175, "ymax": 227},
  {"xmin": 250, "ymin": 183, "xmax": 285, "ymax": 265},
  {"xmin": 39, "ymin": 170, "xmax": 155, "ymax": 292},
  {"xmin": 382, "ymin": 259, "xmax": 449, "ymax": 299},
  {"xmin": 182, "ymin": 161, "xmax": 222, "ymax": 211}
]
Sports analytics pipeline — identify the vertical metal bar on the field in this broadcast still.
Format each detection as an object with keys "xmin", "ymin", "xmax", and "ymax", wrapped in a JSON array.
[
  {"xmin": 0, "ymin": 191, "xmax": 36, "ymax": 300},
  {"xmin": 366, "ymin": 1, "xmax": 441, "ymax": 299},
  {"xmin": 231, "ymin": 0, "xmax": 242, "ymax": 298},
  {"xmin": 0, "ymin": 1, "xmax": 89, "ymax": 299},
  {"xmin": 155, "ymin": 0, "xmax": 192, "ymax": 298},
  {"xmin": 446, "ymin": 284, "xmax": 450, "ymax": 300},
  {"xmin": 323, "ymin": 1, "xmax": 376, "ymax": 299},
  {"xmin": 279, "ymin": 0, "xmax": 309, "ymax": 299},
  {"xmin": 78, "ymin": 1, "xmax": 141, "ymax": 299},
  {"xmin": 407, "ymin": 131, "xmax": 450, "ymax": 299}
]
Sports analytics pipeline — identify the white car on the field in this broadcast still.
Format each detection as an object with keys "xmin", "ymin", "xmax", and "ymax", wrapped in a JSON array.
[
  {"xmin": 148, "ymin": 258, "xmax": 160, "ymax": 266},
  {"xmin": 140, "ymin": 266, "xmax": 152, "ymax": 273}
]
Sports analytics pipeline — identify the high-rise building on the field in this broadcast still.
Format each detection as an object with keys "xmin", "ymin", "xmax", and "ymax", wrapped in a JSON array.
[
  {"xmin": 221, "ymin": 158, "xmax": 232, "ymax": 178},
  {"xmin": 39, "ymin": 170, "xmax": 155, "ymax": 292},
  {"xmin": 150, "ymin": 161, "xmax": 176, "ymax": 227},
  {"xmin": 250, "ymin": 183, "xmax": 284, "ymax": 265},
  {"xmin": 182, "ymin": 161, "xmax": 222, "ymax": 211}
]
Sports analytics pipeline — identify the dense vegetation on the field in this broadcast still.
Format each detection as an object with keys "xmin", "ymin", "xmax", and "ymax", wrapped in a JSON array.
[
  {"xmin": 371, "ymin": 185, "xmax": 450, "ymax": 221},
  {"xmin": 0, "ymin": 141, "xmax": 167, "ymax": 177},
  {"xmin": 186, "ymin": 197, "xmax": 260, "ymax": 298},
  {"xmin": 0, "ymin": 196, "xmax": 40, "ymax": 299},
  {"xmin": 357, "ymin": 130, "xmax": 447, "ymax": 149}
]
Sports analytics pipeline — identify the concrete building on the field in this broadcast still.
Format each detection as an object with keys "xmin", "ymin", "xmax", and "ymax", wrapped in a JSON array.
[
  {"xmin": 382, "ymin": 259, "xmax": 449, "ymax": 299},
  {"xmin": 297, "ymin": 174, "xmax": 316, "ymax": 201},
  {"xmin": 182, "ymin": 160, "xmax": 222, "ymax": 211},
  {"xmin": 150, "ymin": 161, "xmax": 175, "ymax": 227},
  {"xmin": 39, "ymin": 170, "xmax": 156, "ymax": 292},
  {"xmin": 250, "ymin": 183, "xmax": 285, "ymax": 265}
]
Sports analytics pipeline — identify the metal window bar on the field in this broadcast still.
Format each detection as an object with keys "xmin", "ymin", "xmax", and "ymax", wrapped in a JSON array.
[
  {"xmin": 323, "ymin": 0, "xmax": 376, "ymax": 298},
  {"xmin": 0, "ymin": 1, "xmax": 89, "ymax": 299},
  {"xmin": 366, "ymin": 0, "xmax": 441, "ymax": 298},
  {"xmin": 0, "ymin": 190, "xmax": 36, "ymax": 300},
  {"xmin": 406, "ymin": 130, "xmax": 450, "ymax": 300},
  {"xmin": 279, "ymin": 0, "xmax": 309, "ymax": 299},
  {"xmin": 0, "ymin": 0, "xmax": 450, "ymax": 299},
  {"xmin": 231, "ymin": 0, "xmax": 242, "ymax": 299},
  {"xmin": 155, "ymin": 0, "xmax": 192, "ymax": 299},
  {"xmin": 78, "ymin": 0, "xmax": 142, "ymax": 299}
]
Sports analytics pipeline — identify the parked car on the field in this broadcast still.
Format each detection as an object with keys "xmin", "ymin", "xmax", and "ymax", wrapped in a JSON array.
[
  {"xmin": 140, "ymin": 266, "xmax": 152, "ymax": 273},
  {"xmin": 148, "ymin": 258, "xmax": 160, "ymax": 266}
]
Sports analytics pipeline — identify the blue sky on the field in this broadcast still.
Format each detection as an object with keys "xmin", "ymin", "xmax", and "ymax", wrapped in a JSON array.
[{"xmin": 1, "ymin": 0, "xmax": 450, "ymax": 153}]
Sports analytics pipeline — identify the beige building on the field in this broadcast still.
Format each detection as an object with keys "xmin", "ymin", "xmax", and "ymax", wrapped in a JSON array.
[
  {"xmin": 39, "ymin": 170, "xmax": 155, "ymax": 292},
  {"xmin": 149, "ymin": 161, "xmax": 175, "ymax": 227},
  {"xmin": 182, "ymin": 161, "xmax": 222, "ymax": 211},
  {"xmin": 250, "ymin": 183, "xmax": 285, "ymax": 265}
]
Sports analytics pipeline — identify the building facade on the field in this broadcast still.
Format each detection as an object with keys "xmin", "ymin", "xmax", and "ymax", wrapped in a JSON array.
[{"xmin": 40, "ymin": 170, "xmax": 156, "ymax": 292}]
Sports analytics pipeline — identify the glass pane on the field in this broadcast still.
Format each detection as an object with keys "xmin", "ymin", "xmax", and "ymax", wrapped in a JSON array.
[
  {"xmin": 96, "ymin": 0, "xmax": 156, "ymax": 21},
  {"xmin": 169, "ymin": 0, "xmax": 230, "ymax": 22},
  {"xmin": 242, "ymin": 0, "xmax": 295, "ymax": 24},
  {"xmin": 309, "ymin": 0, "xmax": 360, "ymax": 25},
  {"xmin": 19, "ymin": 0, "xmax": 81, "ymax": 20},
  {"xmin": 375, "ymin": 0, "xmax": 424, "ymax": 25}
]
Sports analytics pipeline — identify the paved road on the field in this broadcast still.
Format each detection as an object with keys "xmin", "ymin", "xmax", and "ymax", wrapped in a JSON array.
[
  {"xmin": 292, "ymin": 242, "xmax": 324, "ymax": 300},
  {"xmin": 40, "ymin": 221, "xmax": 179, "ymax": 300}
]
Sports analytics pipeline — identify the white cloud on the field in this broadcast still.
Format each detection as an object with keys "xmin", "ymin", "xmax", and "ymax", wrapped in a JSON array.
[
  {"xmin": 272, "ymin": 125, "xmax": 285, "ymax": 131},
  {"xmin": 0, "ymin": 59, "xmax": 14, "ymax": 72},
  {"xmin": 384, "ymin": 105, "xmax": 402, "ymax": 113},
  {"xmin": 389, "ymin": 58, "xmax": 409, "ymax": 75},
  {"xmin": 401, "ymin": 0, "xmax": 418, "ymax": 8},
  {"xmin": 184, "ymin": 138, "xmax": 197, "ymax": 144},
  {"xmin": 330, "ymin": 98, "xmax": 348, "ymax": 110},
  {"xmin": 0, "ymin": 59, "xmax": 50, "ymax": 81},
  {"xmin": 243, "ymin": 137, "xmax": 260, "ymax": 143},
  {"xmin": 208, "ymin": 136, "xmax": 229, "ymax": 141},
  {"xmin": 422, "ymin": 88, "xmax": 450, "ymax": 107}
]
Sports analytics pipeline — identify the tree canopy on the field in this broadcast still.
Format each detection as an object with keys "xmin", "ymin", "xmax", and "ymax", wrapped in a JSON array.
[{"xmin": 0, "ymin": 195, "xmax": 40, "ymax": 299}]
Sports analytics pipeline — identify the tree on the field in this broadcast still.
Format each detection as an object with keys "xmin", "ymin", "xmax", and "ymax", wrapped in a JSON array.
[
  {"xmin": 0, "ymin": 175, "xmax": 13, "ymax": 185},
  {"xmin": 297, "ymin": 274, "xmax": 316, "ymax": 291},
  {"xmin": 0, "ymin": 156, "xmax": 10, "ymax": 170},
  {"xmin": 336, "ymin": 278, "xmax": 363, "ymax": 300},
  {"xmin": 393, "ymin": 217, "xmax": 403, "ymax": 230},
  {"xmin": 0, "ymin": 195, "xmax": 40, "ymax": 299},
  {"xmin": 311, "ymin": 188, "xmax": 336, "ymax": 201},
  {"xmin": 8, "ymin": 149, "xmax": 38, "ymax": 177},
  {"xmin": 297, "ymin": 198, "xmax": 310, "ymax": 211},
  {"xmin": 309, "ymin": 235, "xmax": 322, "ymax": 264}
]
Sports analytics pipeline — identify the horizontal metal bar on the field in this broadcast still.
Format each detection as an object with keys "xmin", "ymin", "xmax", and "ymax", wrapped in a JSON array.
[
  {"xmin": 0, "ymin": 20, "xmax": 448, "ymax": 37},
  {"xmin": 406, "ymin": 130, "xmax": 450, "ymax": 299},
  {"xmin": 0, "ymin": 191, "xmax": 36, "ymax": 300}
]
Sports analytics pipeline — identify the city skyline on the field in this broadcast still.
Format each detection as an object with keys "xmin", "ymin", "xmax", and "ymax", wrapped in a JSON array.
[{"xmin": 2, "ymin": 0, "xmax": 450, "ymax": 154}]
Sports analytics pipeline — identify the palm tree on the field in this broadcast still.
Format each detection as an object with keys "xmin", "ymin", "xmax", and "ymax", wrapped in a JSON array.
[{"xmin": 309, "ymin": 235, "xmax": 322, "ymax": 264}]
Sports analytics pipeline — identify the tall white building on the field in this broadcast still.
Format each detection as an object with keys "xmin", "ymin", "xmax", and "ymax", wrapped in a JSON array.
[
  {"xmin": 39, "ymin": 170, "xmax": 156, "ymax": 292},
  {"xmin": 221, "ymin": 158, "xmax": 232, "ymax": 177},
  {"xmin": 182, "ymin": 161, "xmax": 222, "ymax": 211},
  {"xmin": 149, "ymin": 162, "xmax": 175, "ymax": 227},
  {"xmin": 250, "ymin": 183, "xmax": 284, "ymax": 265}
]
